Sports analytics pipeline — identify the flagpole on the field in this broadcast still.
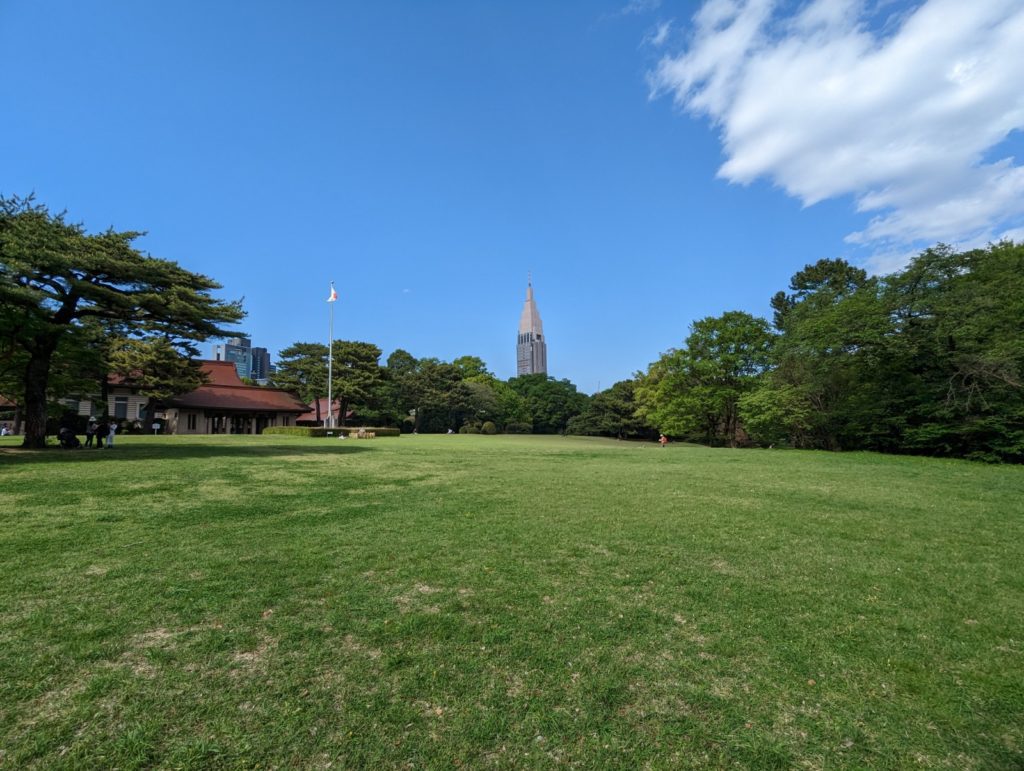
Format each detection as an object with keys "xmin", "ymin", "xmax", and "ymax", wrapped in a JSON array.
[{"xmin": 327, "ymin": 285, "xmax": 334, "ymax": 429}]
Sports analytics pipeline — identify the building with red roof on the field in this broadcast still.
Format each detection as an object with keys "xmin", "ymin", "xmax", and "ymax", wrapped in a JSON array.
[{"xmin": 108, "ymin": 360, "xmax": 308, "ymax": 435}]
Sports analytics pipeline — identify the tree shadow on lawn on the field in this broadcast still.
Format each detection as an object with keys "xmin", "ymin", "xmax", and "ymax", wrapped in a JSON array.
[{"xmin": 0, "ymin": 440, "xmax": 374, "ymax": 466}]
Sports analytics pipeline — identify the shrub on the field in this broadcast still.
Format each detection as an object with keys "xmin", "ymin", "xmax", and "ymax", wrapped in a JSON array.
[
  {"xmin": 504, "ymin": 421, "xmax": 533, "ymax": 434},
  {"xmin": 263, "ymin": 426, "xmax": 325, "ymax": 437},
  {"xmin": 459, "ymin": 424, "xmax": 480, "ymax": 434},
  {"xmin": 481, "ymin": 421, "xmax": 497, "ymax": 435}
]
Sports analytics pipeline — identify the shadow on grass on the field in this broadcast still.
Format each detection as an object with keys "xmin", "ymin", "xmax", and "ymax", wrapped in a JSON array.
[{"xmin": 0, "ymin": 439, "xmax": 374, "ymax": 465}]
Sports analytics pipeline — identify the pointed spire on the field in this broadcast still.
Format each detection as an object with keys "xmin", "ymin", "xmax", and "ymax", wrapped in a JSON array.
[
  {"xmin": 516, "ymin": 275, "xmax": 548, "ymax": 375},
  {"xmin": 519, "ymin": 276, "xmax": 543, "ymax": 335}
]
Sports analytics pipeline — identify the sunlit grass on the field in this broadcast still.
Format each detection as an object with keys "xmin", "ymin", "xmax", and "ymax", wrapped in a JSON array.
[{"xmin": 1, "ymin": 434, "xmax": 1021, "ymax": 768}]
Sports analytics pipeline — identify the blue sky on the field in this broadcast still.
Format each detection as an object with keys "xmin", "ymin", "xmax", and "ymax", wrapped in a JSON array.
[{"xmin": 4, "ymin": 1, "xmax": 1023, "ymax": 392}]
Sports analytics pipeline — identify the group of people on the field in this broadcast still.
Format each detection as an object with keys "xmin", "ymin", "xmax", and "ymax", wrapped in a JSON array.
[
  {"xmin": 58, "ymin": 418, "xmax": 118, "ymax": 449},
  {"xmin": 85, "ymin": 418, "xmax": 118, "ymax": 448}
]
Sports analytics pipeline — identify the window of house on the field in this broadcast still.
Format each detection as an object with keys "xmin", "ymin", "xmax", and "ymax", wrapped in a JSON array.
[{"xmin": 114, "ymin": 396, "xmax": 128, "ymax": 419}]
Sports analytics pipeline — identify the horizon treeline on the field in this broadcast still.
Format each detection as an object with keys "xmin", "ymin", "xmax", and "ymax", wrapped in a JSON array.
[
  {"xmin": 3, "ymin": 195, "xmax": 1020, "ymax": 460},
  {"xmin": 279, "ymin": 241, "xmax": 1022, "ymax": 462},
  {"xmin": 636, "ymin": 241, "xmax": 1024, "ymax": 462}
]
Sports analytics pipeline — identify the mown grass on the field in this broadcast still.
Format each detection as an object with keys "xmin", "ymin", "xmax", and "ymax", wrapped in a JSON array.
[{"xmin": 0, "ymin": 434, "xmax": 1021, "ymax": 769}]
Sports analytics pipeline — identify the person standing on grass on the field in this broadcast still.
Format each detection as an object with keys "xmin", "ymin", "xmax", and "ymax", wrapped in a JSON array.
[
  {"xmin": 659, "ymin": 433, "xmax": 668, "ymax": 447},
  {"xmin": 84, "ymin": 419, "xmax": 96, "ymax": 448},
  {"xmin": 106, "ymin": 421, "xmax": 118, "ymax": 448}
]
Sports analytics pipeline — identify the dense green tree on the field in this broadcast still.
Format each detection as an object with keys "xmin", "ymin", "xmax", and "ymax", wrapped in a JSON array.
[
  {"xmin": 492, "ymin": 380, "xmax": 532, "ymax": 432},
  {"xmin": 752, "ymin": 259, "xmax": 888, "ymax": 449},
  {"xmin": 737, "ymin": 381, "xmax": 815, "ymax": 447},
  {"xmin": 0, "ymin": 196, "xmax": 243, "ymax": 447},
  {"xmin": 567, "ymin": 380, "xmax": 654, "ymax": 439},
  {"xmin": 507, "ymin": 374, "xmax": 588, "ymax": 434},
  {"xmin": 744, "ymin": 245, "xmax": 1023, "ymax": 459},
  {"xmin": 770, "ymin": 258, "xmax": 870, "ymax": 330},
  {"xmin": 273, "ymin": 342, "xmax": 329, "ymax": 422},
  {"xmin": 378, "ymin": 349, "xmax": 420, "ymax": 428},
  {"xmin": 107, "ymin": 336, "xmax": 208, "ymax": 424},
  {"xmin": 451, "ymin": 380, "xmax": 501, "ymax": 429},
  {"xmin": 331, "ymin": 341, "xmax": 383, "ymax": 426},
  {"xmin": 636, "ymin": 311, "xmax": 773, "ymax": 446},
  {"xmin": 407, "ymin": 359, "xmax": 464, "ymax": 432},
  {"xmin": 452, "ymin": 355, "xmax": 493, "ymax": 381},
  {"xmin": 386, "ymin": 349, "xmax": 418, "ymax": 377},
  {"xmin": 880, "ymin": 242, "xmax": 1024, "ymax": 460}
]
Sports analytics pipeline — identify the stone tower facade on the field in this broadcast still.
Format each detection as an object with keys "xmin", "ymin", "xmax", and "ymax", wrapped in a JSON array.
[{"xmin": 516, "ymin": 280, "xmax": 547, "ymax": 375}]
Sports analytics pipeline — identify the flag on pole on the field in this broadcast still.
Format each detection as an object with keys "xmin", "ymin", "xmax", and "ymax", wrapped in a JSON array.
[{"xmin": 327, "ymin": 282, "xmax": 338, "ymax": 303}]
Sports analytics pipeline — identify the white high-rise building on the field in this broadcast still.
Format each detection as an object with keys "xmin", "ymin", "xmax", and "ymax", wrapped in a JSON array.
[
  {"xmin": 212, "ymin": 336, "xmax": 252, "ymax": 380},
  {"xmin": 516, "ymin": 279, "xmax": 547, "ymax": 375}
]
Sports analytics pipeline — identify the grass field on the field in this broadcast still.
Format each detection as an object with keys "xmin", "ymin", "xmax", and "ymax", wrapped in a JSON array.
[{"xmin": 1, "ymin": 434, "xmax": 1022, "ymax": 769}]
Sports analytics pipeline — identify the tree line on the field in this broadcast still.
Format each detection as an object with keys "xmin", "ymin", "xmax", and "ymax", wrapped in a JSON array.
[
  {"xmin": 635, "ymin": 243, "xmax": 1024, "ymax": 463},
  {"xmin": 3, "ymin": 197, "xmax": 1021, "ymax": 460},
  {"xmin": 271, "ymin": 343, "xmax": 593, "ymax": 437},
  {"xmin": 267, "ymin": 240, "xmax": 1024, "ymax": 462}
]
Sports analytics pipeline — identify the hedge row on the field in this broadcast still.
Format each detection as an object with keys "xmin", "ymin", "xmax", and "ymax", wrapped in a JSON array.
[{"xmin": 262, "ymin": 426, "xmax": 401, "ymax": 438}]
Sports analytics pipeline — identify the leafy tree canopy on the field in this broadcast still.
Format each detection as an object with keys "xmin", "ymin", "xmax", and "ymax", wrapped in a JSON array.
[
  {"xmin": 637, "ymin": 311, "xmax": 772, "ymax": 446},
  {"xmin": 0, "ymin": 196, "xmax": 243, "ymax": 447}
]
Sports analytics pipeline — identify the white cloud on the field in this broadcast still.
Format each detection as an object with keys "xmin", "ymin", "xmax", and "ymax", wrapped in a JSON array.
[
  {"xmin": 651, "ymin": 0, "xmax": 1024, "ymax": 266},
  {"xmin": 622, "ymin": 0, "xmax": 662, "ymax": 15},
  {"xmin": 645, "ymin": 20, "xmax": 673, "ymax": 47}
]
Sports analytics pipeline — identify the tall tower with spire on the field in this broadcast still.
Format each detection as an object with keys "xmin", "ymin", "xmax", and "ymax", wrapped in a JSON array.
[{"xmin": 516, "ymin": 277, "xmax": 547, "ymax": 375}]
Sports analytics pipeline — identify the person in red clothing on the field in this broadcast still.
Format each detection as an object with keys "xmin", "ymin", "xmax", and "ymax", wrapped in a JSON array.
[{"xmin": 659, "ymin": 434, "xmax": 668, "ymax": 447}]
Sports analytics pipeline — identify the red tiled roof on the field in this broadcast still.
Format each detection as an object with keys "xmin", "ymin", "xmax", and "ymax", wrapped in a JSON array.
[
  {"xmin": 172, "ymin": 361, "xmax": 306, "ymax": 412},
  {"xmin": 202, "ymin": 360, "xmax": 246, "ymax": 386},
  {"xmin": 168, "ymin": 384, "xmax": 308, "ymax": 413},
  {"xmin": 112, "ymin": 360, "xmax": 307, "ymax": 414},
  {"xmin": 108, "ymin": 359, "xmax": 243, "ymax": 387}
]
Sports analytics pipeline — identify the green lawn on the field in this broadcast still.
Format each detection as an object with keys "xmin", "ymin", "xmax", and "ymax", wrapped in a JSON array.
[{"xmin": 1, "ymin": 434, "xmax": 1021, "ymax": 769}]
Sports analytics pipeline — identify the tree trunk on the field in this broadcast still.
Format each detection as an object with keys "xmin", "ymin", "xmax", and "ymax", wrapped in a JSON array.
[
  {"xmin": 145, "ymin": 396, "xmax": 158, "ymax": 431},
  {"xmin": 99, "ymin": 375, "xmax": 110, "ymax": 418},
  {"xmin": 339, "ymin": 398, "xmax": 349, "ymax": 427},
  {"xmin": 13, "ymin": 405, "xmax": 23, "ymax": 435},
  {"xmin": 21, "ymin": 339, "xmax": 58, "ymax": 449}
]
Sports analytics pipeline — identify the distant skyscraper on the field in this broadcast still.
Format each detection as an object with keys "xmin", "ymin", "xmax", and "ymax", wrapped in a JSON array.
[
  {"xmin": 251, "ymin": 347, "xmax": 271, "ymax": 384},
  {"xmin": 212, "ymin": 336, "xmax": 252, "ymax": 380},
  {"xmin": 516, "ymin": 279, "xmax": 547, "ymax": 375}
]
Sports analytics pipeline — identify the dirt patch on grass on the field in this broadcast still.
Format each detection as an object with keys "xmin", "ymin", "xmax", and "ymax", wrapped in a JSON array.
[
  {"xmin": 113, "ymin": 625, "xmax": 196, "ymax": 678},
  {"xmin": 24, "ymin": 678, "xmax": 91, "ymax": 727},
  {"xmin": 394, "ymin": 583, "xmax": 444, "ymax": 614},
  {"xmin": 341, "ymin": 633, "xmax": 383, "ymax": 660},
  {"xmin": 231, "ymin": 633, "xmax": 277, "ymax": 674}
]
